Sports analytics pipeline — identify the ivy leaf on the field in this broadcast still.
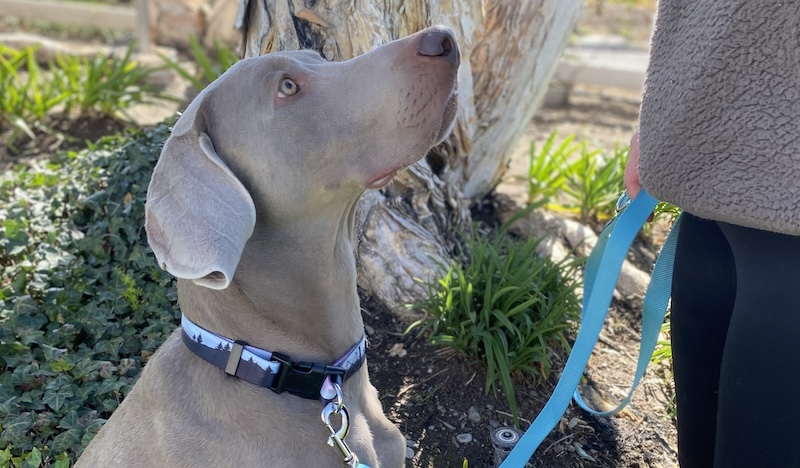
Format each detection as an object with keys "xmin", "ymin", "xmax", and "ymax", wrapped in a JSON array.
[
  {"xmin": 43, "ymin": 388, "xmax": 74, "ymax": 412},
  {"xmin": 1, "ymin": 412, "xmax": 36, "ymax": 447},
  {"xmin": 51, "ymin": 427, "xmax": 83, "ymax": 454},
  {"xmin": 54, "ymin": 453, "xmax": 71, "ymax": 468},
  {"xmin": 57, "ymin": 410, "xmax": 79, "ymax": 430},
  {"xmin": 22, "ymin": 447, "xmax": 42, "ymax": 468},
  {"xmin": 53, "ymin": 453, "xmax": 71, "ymax": 468},
  {"xmin": 49, "ymin": 359, "xmax": 74, "ymax": 373},
  {"xmin": 94, "ymin": 377, "xmax": 122, "ymax": 396}
]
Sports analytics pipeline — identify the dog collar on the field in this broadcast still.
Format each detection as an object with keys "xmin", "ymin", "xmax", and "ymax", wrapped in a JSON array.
[{"xmin": 180, "ymin": 314, "xmax": 366, "ymax": 401}]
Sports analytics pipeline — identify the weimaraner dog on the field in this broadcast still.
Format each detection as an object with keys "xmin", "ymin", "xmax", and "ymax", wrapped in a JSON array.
[{"xmin": 76, "ymin": 26, "xmax": 459, "ymax": 467}]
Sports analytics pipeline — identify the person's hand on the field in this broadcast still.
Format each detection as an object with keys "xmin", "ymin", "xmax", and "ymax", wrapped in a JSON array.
[{"xmin": 624, "ymin": 128, "xmax": 643, "ymax": 199}]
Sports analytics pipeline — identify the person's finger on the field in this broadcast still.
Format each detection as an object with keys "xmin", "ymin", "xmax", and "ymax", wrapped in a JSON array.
[{"xmin": 624, "ymin": 129, "xmax": 642, "ymax": 199}]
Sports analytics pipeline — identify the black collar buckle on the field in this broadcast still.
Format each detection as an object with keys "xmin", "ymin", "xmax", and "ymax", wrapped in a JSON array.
[{"xmin": 271, "ymin": 352, "xmax": 346, "ymax": 400}]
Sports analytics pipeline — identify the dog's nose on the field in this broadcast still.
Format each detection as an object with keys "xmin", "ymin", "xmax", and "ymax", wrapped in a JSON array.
[{"xmin": 417, "ymin": 27, "xmax": 460, "ymax": 67}]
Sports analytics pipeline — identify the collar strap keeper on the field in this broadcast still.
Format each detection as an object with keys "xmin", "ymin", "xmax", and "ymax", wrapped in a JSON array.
[
  {"xmin": 225, "ymin": 340, "xmax": 247, "ymax": 376},
  {"xmin": 180, "ymin": 314, "xmax": 365, "ymax": 401}
]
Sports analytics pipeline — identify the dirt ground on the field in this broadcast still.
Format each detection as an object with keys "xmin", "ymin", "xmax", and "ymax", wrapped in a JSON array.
[{"xmin": 1, "ymin": 3, "xmax": 680, "ymax": 467}]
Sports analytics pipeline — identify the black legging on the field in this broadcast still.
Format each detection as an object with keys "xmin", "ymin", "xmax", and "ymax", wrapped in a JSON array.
[{"xmin": 671, "ymin": 212, "xmax": 800, "ymax": 468}]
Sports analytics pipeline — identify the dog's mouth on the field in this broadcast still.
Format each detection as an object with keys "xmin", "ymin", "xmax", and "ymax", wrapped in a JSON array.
[{"xmin": 436, "ymin": 88, "xmax": 459, "ymax": 143}]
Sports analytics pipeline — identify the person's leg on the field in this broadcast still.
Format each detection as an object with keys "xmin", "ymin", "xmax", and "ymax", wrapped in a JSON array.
[
  {"xmin": 671, "ymin": 213, "xmax": 737, "ymax": 467},
  {"xmin": 714, "ymin": 222, "xmax": 800, "ymax": 468}
]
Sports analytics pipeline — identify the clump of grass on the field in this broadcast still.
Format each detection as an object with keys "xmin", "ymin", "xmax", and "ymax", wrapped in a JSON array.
[
  {"xmin": 525, "ymin": 132, "xmax": 575, "ymax": 204},
  {"xmin": 0, "ymin": 44, "xmax": 67, "ymax": 138},
  {"xmin": 0, "ymin": 42, "xmax": 171, "ymax": 152},
  {"xmin": 408, "ymin": 225, "xmax": 582, "ymax": 426},
  {"xmin": 50, "ymin": 43, "xmax": 167, "ymax": 118},
  {"xmin": 525, "ymin": 131, "xmax": 673, "ymax": 224},
  {"xmin": 560, "ymin": 144, "xmax": 627, "ymax": 223},
  {"xmin": 650, "ymin": 316, "xmax": 677, "ymax": 418},
  {"xmin": 158, "ymin": 36, "xmax": 239, "ymax": 91}
]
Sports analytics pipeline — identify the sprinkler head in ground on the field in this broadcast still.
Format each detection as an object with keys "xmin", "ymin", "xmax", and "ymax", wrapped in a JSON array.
[{"xmin": 491, "ymin": 426, "xmax": 523, "ymax": 448}]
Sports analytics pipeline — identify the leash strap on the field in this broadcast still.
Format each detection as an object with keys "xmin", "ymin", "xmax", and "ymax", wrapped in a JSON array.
[
  {"xmin": 575, "ymin": 212, "xmax": 682, "ymax": 416},
  {"xmin": 500, "ymin": 190, "xmax": 678, "ymax": 467},
  {"xmin": 180, "ymin": 314, "xmax": 366, "ymax": 400}
]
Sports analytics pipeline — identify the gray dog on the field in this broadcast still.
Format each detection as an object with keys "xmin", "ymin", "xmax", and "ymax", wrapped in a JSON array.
[{"xmin": 76, "ymin": 26, "xmax": 459, "ymax": 467}]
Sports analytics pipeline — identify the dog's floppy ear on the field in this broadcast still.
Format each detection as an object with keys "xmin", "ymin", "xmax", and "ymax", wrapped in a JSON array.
[{"xmin": 145, "ymin": 127, "xmax": 256, "ymax": 290}]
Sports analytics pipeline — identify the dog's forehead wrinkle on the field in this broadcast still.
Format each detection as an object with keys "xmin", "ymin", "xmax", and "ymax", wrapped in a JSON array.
[{"xmin": 252, "ymin": 52, "xmax": 331, "ymax": 79}]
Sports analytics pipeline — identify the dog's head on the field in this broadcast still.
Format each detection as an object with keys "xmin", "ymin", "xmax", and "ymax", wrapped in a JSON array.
[{"xmin": 145, "ymin": 27, "xmax": 460, "ymax": 290}]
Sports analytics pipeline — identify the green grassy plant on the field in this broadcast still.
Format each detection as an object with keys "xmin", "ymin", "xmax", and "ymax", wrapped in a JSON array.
[
  {"xmin": 158, "ymin": 36, "xmax": 239, "ymax": 91},
  {"xmin": 561, "ymin": 144, "xmax": 627, "ymax": 223},
  {"xmin": 653, "ymin": 201, "xmax": 681, "ymax": 223},
  {"xmin": 650, "ymin": 316, "xmax": 677, "ymax": 418},
  {"xmin": 524, "ymin": 132, "xmax": 576, "ymax": 204},
  {"xmin": 0, "ymin": 124, "xmax": 179, "ymax": 465},
  {"xmin": 0, "ymin": 42, "xmax": 170, "ymax": 152},
  {"xmin": 50, "ymin": 43, "xmax": 167, "ymax": 118},
  {"xmin": 0, "ymin": 45, "xmax": 67, "ymax": 139},
  {"xmin": 524, "ymin": 132, "xmax": 629, "ymax": 223},
  {"xmin": 407, "ymin": 226, "xmax": 582, "ymax": 426}
]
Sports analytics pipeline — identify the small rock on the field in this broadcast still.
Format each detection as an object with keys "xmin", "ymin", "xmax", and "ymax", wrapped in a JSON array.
[
  {"xmin": 467, "ymin": 406, "xmax": 482, "ymax": 424},
  {"xmin": 456, "ymin": 433, "xmax": 473, "ymax": 444},
  {"xmin": 388, "ymin": 343, "xmax": 407, "ymax": 357},
  {"xmin": 405, "ymin": 447, "xmax": 414, "ymax": 459},
  {"xmin": 486, "ymin": 404, "xmax": 495, "ymax": 411},
  {"xmin": 440, "ymin": 419, "xmax": 456, "ymax": 430},
  {"xmin": 567, "ymin": 417, "xmax": 579, "ymax": 429},
  {"xmin": 406, "ymin": 439, "xmax": 417, "ymax": 448},
  {"xmin": 364, "ymin": 324, "xmax": 375, "ymax": 335},
  {"xmin": 428, "ymin": 425, "xmax": 435, "ymax": 430},
  {"xmin": 573, "ymin": 442, "xmax": 597, "ymax": 462},
  {"xmin": 489, "ymin": 419, "xmax": 501, "ymax": 429}
]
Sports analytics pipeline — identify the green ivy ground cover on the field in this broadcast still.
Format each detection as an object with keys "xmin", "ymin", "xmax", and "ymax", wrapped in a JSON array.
[{"xmin": 0, "ymin": 123, "xmax": 179, "ymax": 466}]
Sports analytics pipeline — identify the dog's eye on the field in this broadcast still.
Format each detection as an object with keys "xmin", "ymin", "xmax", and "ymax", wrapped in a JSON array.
[{"xmin": 278, "ymin": 78, "xmax": 299, "ymax": 97}]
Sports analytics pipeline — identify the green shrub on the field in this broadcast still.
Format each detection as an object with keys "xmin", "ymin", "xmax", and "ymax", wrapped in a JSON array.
[
  {"xmin": 0, "ymin": 45, "xmax": 67, "ymax": 138},
  {"xmin": 524, "ymin": 132, "xmax": 575, "ymax": 205},
  {"xmin": 50, "ymin": 43, "xmax": 169, "ymax": 118},
  {"xmin": 0, "ymin": 42, "xmax": 171, "ymax": 153},
  {"xmin": 407, "ymin": 227, "xmax": 582, "ymax": 426},
  {"xmin": 0, "ymin": 123, "xmax": 178, "ymax": 465},
  {"xmin": 560, "ymin": 144, "xmax": 627, "ymax": 223},
  {"xmin": 158, "ymin": 37, "xmax": 239, "ymax": 91},
  {"xmin": 524, "ymin": 132, "xmax": 628, "ymax": 223}
]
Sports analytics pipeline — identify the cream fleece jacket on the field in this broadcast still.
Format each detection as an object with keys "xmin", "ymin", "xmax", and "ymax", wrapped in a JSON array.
[{"xmin": 638, "ymin": 1, "xmax": 800, "ymax": 236}]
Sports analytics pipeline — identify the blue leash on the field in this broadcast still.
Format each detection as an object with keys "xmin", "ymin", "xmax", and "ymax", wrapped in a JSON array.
[{"xmin": 500, "ymin": 190, "xmax": 681, "ymax": 467}]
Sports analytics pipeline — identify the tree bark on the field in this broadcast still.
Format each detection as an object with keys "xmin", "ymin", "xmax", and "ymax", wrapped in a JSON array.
[{"xmin": 238, "ymin": 0, "xmax": 584, "ymax": 311}]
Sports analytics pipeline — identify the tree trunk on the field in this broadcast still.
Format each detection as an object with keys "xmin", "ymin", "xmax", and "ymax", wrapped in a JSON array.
[{"xmin": 237, "ymin": 0, "xmax": 584, "ymax": 311}]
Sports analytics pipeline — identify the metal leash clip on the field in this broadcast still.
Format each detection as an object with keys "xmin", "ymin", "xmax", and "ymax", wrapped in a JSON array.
[
  {"xmin": 321, "ymin": 383, "xmax": 361, "ymax": 467},
  {"xmin": 615, "ymin": 190, "xmax": 632, "ymax": 214}
]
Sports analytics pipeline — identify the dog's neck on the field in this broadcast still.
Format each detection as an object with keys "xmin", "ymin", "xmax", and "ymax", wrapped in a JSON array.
[{"xmin": 176, "ymin": 200, "xmax": 363, "ymax": 364}]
